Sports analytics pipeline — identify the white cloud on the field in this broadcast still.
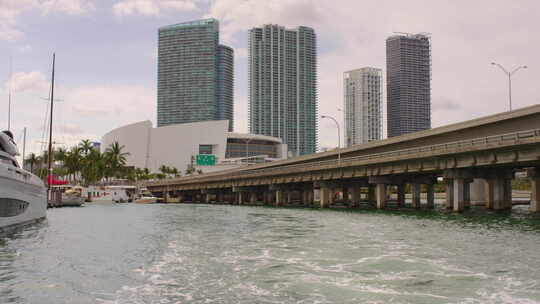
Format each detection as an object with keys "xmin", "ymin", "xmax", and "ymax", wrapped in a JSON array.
[
  {"xmin": 41, "ymin": 0, "xmax": 95, "ymax": 15},
  {"xmin": 0, "ymin": 0, "xmax": 94, "ymax": 41},
  {"xmin": 205, "ymin": 0, "xmax": 323, "ymax": 44},
  {"xmin": 112, "ymin": 0, "xmax": 197, "ymax": 17},
  {"xmin": 5, "ymin": 71, "xmax": 49, "ymax": 93}
]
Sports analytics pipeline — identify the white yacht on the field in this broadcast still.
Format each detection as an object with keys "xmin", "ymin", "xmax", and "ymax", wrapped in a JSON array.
[
  {"xmin": 83, "ymin": 185, "xmax": 136, "ymax": 203},
  {"xmin": 0, "ymin": 130, "xmax": 47, "ymax": 232}
]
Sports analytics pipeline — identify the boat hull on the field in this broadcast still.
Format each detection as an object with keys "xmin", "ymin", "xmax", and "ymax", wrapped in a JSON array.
[{"xmin": 0, "ymin": 173, "xmax": 47, "ymax": 232}]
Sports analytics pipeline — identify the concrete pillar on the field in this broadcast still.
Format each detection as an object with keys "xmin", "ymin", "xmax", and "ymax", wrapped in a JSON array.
[
  {"xmin": 397, "ymin": 184, "xmax": 405, "ymax": 207},
  {"xmin": 217, "ymin": 192, "xmax": 223, "ymax": 203},
  {"xmin": 531, "ymin": 175, "xmax": 540, "ymax": 212},
  {"xmin": 464, "ymin": 180, "xmax": 471, "ymax": 208},
  {"xmin": 491, "ymin": 178, "xmax": 512, "ymax": 210},
  {"xmin": 320, "ymin": 186, "xmax": 330, "ymax": 208},
  {"xmin": 275, "ymin": 189, "xmax": 283, "ymax": 206},
  {"xmin": 411, "ymin": 184, "xmax": 421, "ymax": 209},
  {"xmin": 237, "ymin": 192, "xmax": 244, "ymax": 205},
  {"xmin": 329, "ymin": 188, "xmax": 335, "ymax": 206},
  {"xmin": 205, "ymin": 193, "xmax": 212, "ymax": 204},
  {"xmin": 307, "ymin": 189, "xmax": 315, "ymax": 206},
  {"xmin": 351, "ymin": 187, "xmax": 361, "ymax": 207},
  {"xmin": 342, "ymin": 187, "xmax": 349, "ymax": 204},
  {"xmin": 426, "ymin": 184, "xmax": 435, "ymax": 208},
  {"xmin": 368, "ymin": 185, "xmax": 376, "ymax": 204},
  {"xmin": 485, "ymin": 179, "xmax": 495, "ymax": 209},
  {"xmin": 470, "ymin": 179, "xmax": 487, "ymax": 206},
  {"xmin": 376, "ymin": 184, "xmax": 387, "ymax": 209},
  {"xmin": 250, "ymin": 192, "xmax": 257, "ymax": 204},
  {"xmin": 445, "ymin": 179, "xmax": 454, "ymax": 209},
  {"xmin": 453, "ymin": 178, "xmax": 466, "ymax": 212},
  {"xmin": 286, "ymin": 190, "xmax": 293, "ymax": 205}
]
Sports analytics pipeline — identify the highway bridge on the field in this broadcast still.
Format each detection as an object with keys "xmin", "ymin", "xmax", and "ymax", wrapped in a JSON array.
[{"xmin": 146, "ymin": 105, "xmax": 540, "ymax": 212}]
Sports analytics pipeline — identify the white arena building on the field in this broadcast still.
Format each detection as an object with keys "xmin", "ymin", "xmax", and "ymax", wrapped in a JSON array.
[{"xmin": 101, "ymin": 120, "xmax": 287, "ymax": 173}]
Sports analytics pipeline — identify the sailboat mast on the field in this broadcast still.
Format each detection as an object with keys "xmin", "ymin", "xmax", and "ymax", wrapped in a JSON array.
[
  {"xmin": 22, "ymin": 127, "xmax": 26, "ymax": 168},
  {"xmin": 7, "ymin": 56, "xmax": 12, "ymax": 131},
  {"xmin": 47, "ymin": 53, "xmax": 55, "ymax": 188}
]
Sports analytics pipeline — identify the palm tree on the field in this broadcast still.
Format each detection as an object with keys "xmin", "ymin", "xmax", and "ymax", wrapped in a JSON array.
[
  {"xmin": 25, "ymin": 153, "xmax": 39, "ymax": 173},
  {"xmin": 105, "ymin": 141, "xmax": 129, "ymax": 178},
  {"xmin": 79, "ymin": 139, "xmax": 93, "ymax": 156}
]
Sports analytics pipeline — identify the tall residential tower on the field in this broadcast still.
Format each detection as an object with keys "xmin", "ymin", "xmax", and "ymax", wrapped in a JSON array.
[
  {"xmin": 157, "ymin": 19, "xmax": 234, "ymax": 130},
  {"xmin": 248, "ymin": 24, "xmax": 317, "ymax": 156},
  {"xmin": 344, "ymin": 67, "xmax": 382, "ymax": 146},
  {"xmin": 386, "ymin": 33, "xmax": 431, "ymax": 137}
]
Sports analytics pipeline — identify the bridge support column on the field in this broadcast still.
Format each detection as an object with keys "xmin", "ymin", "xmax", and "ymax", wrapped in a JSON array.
[
  {"xmin": 320, "ymin": 186, "xmax": 331, "ymax": 208},
  {"xmin": 531, "ymin": 173, "xmax": 540, "ymax": 212},
  {"xmin": 368, "ymin": 185, "xmax": 376, "ymax": 205},
  {"xmin": 491, "ymin": 178, "xmax": 512, "ymax": 210},
  {"xmin": 376, "ymin": 184, "xmax": 387, "ymax": 209},
  {"xmin": 411, "ymin": 183, "xmax": 421, "ymax": 209},
  {"xmin": 470, "ymin": 179, "xmax": 487, "ymax": 206},
  {"xmin": 453, "ymin": 179, "xmax": 464, "ymax": 212},
  {"xmin": 275, "ymin": 189, "xmax": 283, "ymax": 206},
  {"xmin": 286, "ymin": 190, "xmax": 293, "ymax": 205},
  {"xmin": 464, "ymin": 180, "xmax": 471, "ymax": 208},
  {"xmin": 397, "ymin": 184, "xmax": 405, "ymax": 207},
  {"xmin": 250, "ymin": 192, "xmax": 257, "ymax": 204},
  {"xmin": 205, "ymin": 193, "xmax": 212, "ymax": 204},
  {"xmin": 217, "ymin": 192, "xmax": 224, "ymax": 203},
  {"xmin": 342, "ymin": 187, "xmax": 349, "ymax": 206},
  {"xmin": 351, "ymin": 187, "xmax": 361, "ymax": 207},
  {"xmin": 426, "ymin": 184, "xmax": 435, "ymax": 208},
  {"xmin": 445, "ymin": 179, "xmax": 454, "ymax": 209},
  {"xmin": 237, "ymin": 192, "xmax": 244, "ymax": 205}
]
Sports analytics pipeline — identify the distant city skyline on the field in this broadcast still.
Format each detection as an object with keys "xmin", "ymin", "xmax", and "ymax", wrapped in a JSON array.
[
  {"xmin": 343, "ymin": 67, "xmax": 382, "ymax": 146},
  {"xmin": 157, "ymin": 19, "xmax": 234, "ymax": 130},
  {"xmin": 248, "ymin": 24, "xmax": 317, "ymax": 156},
  {"xmin": 0, "ymin": 1, "xmax": 538, "ymax": 158}
]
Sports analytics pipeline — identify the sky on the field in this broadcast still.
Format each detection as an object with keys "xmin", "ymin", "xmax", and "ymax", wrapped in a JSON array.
[{"xmin": 1, "ymin": 0, "xmax": 539, "ymax": 159}]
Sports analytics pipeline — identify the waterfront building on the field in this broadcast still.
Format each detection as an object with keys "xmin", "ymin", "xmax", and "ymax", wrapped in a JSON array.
[
  {"xmin": 386, "ymin": 33, "xmax": 431, "ymax": 137},
  {"xmin": 248, "ymin": 24, "xmax": 318, "ymax": 156},
  {"xmin": 101, "ymin": 120, "xmax": 287, "ymax": 174},
  {"xmin": 157, "ymin": 19, "xmax": 234, "ymax": 131},
  {"xmin": 343, "ymin": 67, "xmax": 383, "ymax": 146}
]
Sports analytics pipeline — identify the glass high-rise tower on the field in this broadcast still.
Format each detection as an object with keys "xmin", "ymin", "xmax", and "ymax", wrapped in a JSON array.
[
  {"xmin": 248, "ymin": 24, "xmax": 317, "ymax": 156},
  {"xmin": 157, "ymin": 19, "xmax": 234, "ymax": 131},
  {"xmin": 386, "ymin": 33, "xmax": 431, "ymax": 137},
  {"xmin": 344, "ymin": 67, "xmax": 382, "ymax": 146}
]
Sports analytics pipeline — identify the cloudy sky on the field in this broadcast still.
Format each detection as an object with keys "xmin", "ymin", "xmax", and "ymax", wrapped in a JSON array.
[{"xmin": 1, "ymin": 0, "xmax": 539, "ymax": 157}]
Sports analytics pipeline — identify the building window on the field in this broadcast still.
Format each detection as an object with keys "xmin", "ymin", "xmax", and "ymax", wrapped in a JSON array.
[{"xmin": 199, "ymin": 144, "xmax": 213, "ymax": 155}]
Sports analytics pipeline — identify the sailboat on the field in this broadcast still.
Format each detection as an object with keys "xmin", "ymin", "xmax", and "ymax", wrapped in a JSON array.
[{"xmin": 0, "ymin": 56, "xmax": 50, "ymax": 232}]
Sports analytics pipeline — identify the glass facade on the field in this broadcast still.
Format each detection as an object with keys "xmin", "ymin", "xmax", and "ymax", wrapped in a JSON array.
[
  {"xmin": 248, "ymin": 25, "xmax": 318, "ymax": 156},
  {"xmin": 386, "ymin": 33, "xmax": 431, "ymax": 137},
  {"xmin": 157, "ymin": 19, "xmax": 234, "ymax": 129},
  {"xmin": 344, "ymin": 67, "xmax": 382, "ymax": 146}
]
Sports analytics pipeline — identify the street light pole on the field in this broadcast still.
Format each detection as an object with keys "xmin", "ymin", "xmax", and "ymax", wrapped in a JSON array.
[
  {"xmin": 321, "ymin": 115, "xmax": 341, "ymax": 164},
  {"xmin": 491, "ymin": 62, "xmax": 527, "ymax": 111}
]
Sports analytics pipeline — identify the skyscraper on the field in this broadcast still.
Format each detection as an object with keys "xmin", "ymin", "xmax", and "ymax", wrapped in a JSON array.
[
  {"xmin": 386, "ymin": 33, "xmax": 431, "ymax": 137},
  {"xmin": 157, "ymin": 19, "xmax": 234, "ymax": 131},
  {"xmin": 343, "ymin": 67, "xmax": 382, "ymax": 146},
  {"xmin": 248, "ymin": 24, "xmax": 317, "ymax": 156}
]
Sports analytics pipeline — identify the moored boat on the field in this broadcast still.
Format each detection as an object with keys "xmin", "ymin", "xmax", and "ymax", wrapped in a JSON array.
[{"xmin": 0, "ymin": 131, "xmax": 47, "ymax": 232}]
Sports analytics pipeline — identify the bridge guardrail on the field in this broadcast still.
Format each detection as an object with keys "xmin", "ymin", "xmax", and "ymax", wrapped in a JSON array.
[{"xmin": 149, "ymin": 129, "xmax": 540, "ymax": 186}]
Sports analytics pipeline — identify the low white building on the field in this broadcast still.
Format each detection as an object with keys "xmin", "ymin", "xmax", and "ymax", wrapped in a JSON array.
[{"xmin": 101, "ymin": 120, "xmax": 287, "ymax": 173}]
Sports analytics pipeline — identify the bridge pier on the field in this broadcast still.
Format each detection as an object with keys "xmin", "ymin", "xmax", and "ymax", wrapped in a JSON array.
[
  {"xmin": 427, "ymin": 184, "xmax": 435, "ymax": 208},
  {"xmin": 453, "ymin": 178, "xmax": 467, "ymax": 212},
  {"xmin": 397, "ymin": 184, "xmax": 405, "ymax": 207},
  {"xmin": 351, "ymin": 187, "xmax": 361, "ymax": 207},
  {"xmin": 411, "ymin": 183, "xmax": 421, "ymax": 209},
  {"xmin": 531, "ymin": 170, "xmax": 540, "ymax": 212},
  {"xmin": 275, "ymin": 189, "xmax": 284, "ymax": 206},
  {"xmin": 445, "ymin": 178, "xmax": 454, "ymax": 209},
  {"xmin": 250, "ymin": 192, "xmax": 257, "ymax": 204},
  {"xmin": 320, "ymin": 186, "xmax": 331, "ymax": 208},
  {"xmin": 376, "ymin": 184, "xmax": 387, "ymax": 209}
]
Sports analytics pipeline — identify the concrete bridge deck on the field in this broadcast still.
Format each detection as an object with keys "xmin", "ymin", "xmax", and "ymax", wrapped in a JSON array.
[{"xmin": 146, "ymin": 105, "xmax": 540, "ymax": 213}]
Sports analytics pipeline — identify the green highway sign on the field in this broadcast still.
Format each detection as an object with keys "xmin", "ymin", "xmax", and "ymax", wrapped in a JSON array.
[{"xmin": 196, "ymin": 154, "xmax": 216, "ymax": 166}]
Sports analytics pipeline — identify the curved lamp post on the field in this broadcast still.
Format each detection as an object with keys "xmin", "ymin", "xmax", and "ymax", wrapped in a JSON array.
[
  {"xmin": 491, "ymin": 62, "xmax": 527, "ymax": 111},
  {"xmin": 321, "ymin": 115, "xmax": 341, "ymax": 164}
]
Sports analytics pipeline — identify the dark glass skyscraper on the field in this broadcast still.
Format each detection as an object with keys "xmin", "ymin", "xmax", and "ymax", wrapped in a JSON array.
[
  {"xmin": 248, "ymin": 25, "xmax": 317, "ymax": 156},
  {"xmin": 157, "ymin": 19, "xmax": 234, "ymax": 131},
  {"xmin": 386, "ymin": 33, "xmax": 431, "ymax": 137}
]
